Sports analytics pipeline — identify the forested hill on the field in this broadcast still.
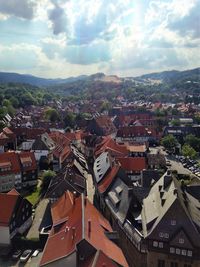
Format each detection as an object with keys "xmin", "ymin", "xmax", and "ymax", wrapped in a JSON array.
[
  {"xmin": 0, "ymin": 72, "xmax": 87, "ymax": 87},
  {"xmin": 135, "ymin": 68, "xmax": 200, "ymax": 84},
  {"xmin": 0, "ymin": 68, "xmax": 199, "ymax": 88}
]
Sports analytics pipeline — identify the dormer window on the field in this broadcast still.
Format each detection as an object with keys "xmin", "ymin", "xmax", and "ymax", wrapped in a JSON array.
[
  {"xmin": 187, "ymin": 250, "xmax": 192, "ymax": 257},
  {"xmin": 171, "ymin": 220, "xmax": 176, "ymax": 226}
]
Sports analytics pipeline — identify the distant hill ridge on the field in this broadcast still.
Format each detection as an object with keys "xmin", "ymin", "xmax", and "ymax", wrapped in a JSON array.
[{"xmin": 0, "ymin": 67, "xmax": 199, "ymax": 87}]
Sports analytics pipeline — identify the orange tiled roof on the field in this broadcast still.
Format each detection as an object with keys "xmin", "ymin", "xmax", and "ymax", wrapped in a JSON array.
[
  {"xmin": 117, "ymin": 157, "xmax": 147, "ymax": 172},
  {"xmin": 98, "ymin": 165, "xmax": 120, "ymax": 194},
  {"xmin": 0, "ymin": 190, "xmax": 19, "ymax": 226},
  {"xmin": 40, "ymin": 193, "xmax": 128, "ymax": 267},
  {"xmin": 0, "ymin": 152, "xmax": 21, "ymax": 174}
]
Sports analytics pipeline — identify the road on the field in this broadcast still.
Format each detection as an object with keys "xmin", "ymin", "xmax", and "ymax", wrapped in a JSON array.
[
  {"xmin": 0, "ymin": 252, "xmax": 42, "ymax": 267},
  {"xmin": 86, "ymin": 173, "xmax": 95, "ymax": 204},
  {"xmin": 27, "ymin": 199, "xmax": 49, "ymax": 239}
]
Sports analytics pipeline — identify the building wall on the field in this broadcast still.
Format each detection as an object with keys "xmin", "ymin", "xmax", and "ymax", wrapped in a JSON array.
[
  {"xmin": 0, "ymin": 174, "xmax": 16, "ymax": 192},
  {"xmin": 0, "ymin": 226, "xmax": 10, "ymax": 245},
  {"xmin": 34, "ymin": 150, "xmax": 49, "ymax": 161},
  {"xmin": 43, "ymin": 252, "xmax": 76, "ymax": 267},
  {"xmin": 147, "ymin": 250, "xmax": 199, "ymax": 267}
]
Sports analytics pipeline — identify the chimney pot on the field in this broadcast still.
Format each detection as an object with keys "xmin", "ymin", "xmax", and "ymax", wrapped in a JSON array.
[
  {"xmin": 88, "ymin": 220, "xmax": 91, "ymax": 236},
  {"xmin": 72, "ymin": 227, "xmax": 76, "ymax": 240}
]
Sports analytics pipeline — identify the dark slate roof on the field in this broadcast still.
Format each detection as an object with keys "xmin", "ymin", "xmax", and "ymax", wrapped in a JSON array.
[
  {"xmin": 185, "ymin": 185, "xmax": 200, "ymax": 200},
  {"xmin": 45, "ymin": 165, "xmax": 86, "ymax": 200},
  {"xmin": 164, "ymin": 126, "xmax": 200, "ymax": 137},
  {"xmin": 141, "ymin": 169, "xmax": 160, "ymax": 188},
  {"xmin": 105, "ymin": 176, "xmax": 132, "ymax": 224}
]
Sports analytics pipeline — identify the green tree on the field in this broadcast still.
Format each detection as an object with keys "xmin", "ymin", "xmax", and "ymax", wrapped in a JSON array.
[
  {"xmin": 45, "ymin": 108, "xmax": 60, "ymax": 122},
  {"xmin": 64, "ymin": 112, "xmax": 76, "ymax": 128},
  {"xmin": 182, "ymin": 144, "xmax": 198, "ymax": 159},
  {"xmin": 100, "ymin": 101, "xmax": 112, "ymax": 113},
  {"xmin": 171, "ymin": 119, "xmax": 180, "ymax": 126},
  {"xmin": 0, "ymin": 121, "xmax": 5, "ymax": 131},
  {"xmin": 10, "ymin": 96, "xmax": 19, "ymax": 108},
  {"xmin": 2, "ymin": 99, "xmax": 11, "ymax": 107},
  {"xmin": 185, "ymin": 134, "xmax": 200, "ymax": 151},
  {"xmin": 40, "ymin": 170, "xmax": 56, "ymax": 194},
  {"xmin": 161, "ymin": 135, "xmax": 178, "ymax": 152}
]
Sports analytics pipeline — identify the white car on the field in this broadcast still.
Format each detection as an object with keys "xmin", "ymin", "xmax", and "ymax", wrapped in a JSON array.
[
  {"xmin": 20, "ymin": 250, "xmax": 32, "ymax": 262},
  {"xmin": 32, "ymin": 250, "xmax": 40, "ymax": 257}
]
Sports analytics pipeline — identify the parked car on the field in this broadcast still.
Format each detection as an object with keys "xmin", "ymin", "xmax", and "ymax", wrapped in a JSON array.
[
  {"xmin": 12, "ymin": 250, "xmax": 22, "ymax": 260},
  {"xmin": 20, "ymin": 250, "xmax": 32, "ymax": 262},
  {"xmin": 32, "ymin": 250, "xmax": 40, "ymax": 257}
]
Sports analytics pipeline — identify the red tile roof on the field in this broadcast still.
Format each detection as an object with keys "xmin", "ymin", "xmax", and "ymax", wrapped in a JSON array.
[
  {"xmin": 19, "ymin": 151, "xmax": 37, "ymax": 171},
  {"xmin": 94, "ymin": 116, "xmax": 116, "ymax": 135},
  {"xmin": 11, "ymin": 127, "xmax": 46, "ymax": 140},
  {"xmin": 95, "ymin": 137, "xmax": 128, "ymax": 157},
  {"xmin": 0, "ymin": 152, "xmax": 21, "ymax": 174},
  {"xmin": 0, "ymin": 190, "xmax": 19, "ymax": 226},
  {"xmin": 40, "ymin": 193, "xmax": 128, "ymax": 267},
  {"xmin": 98, "ymin": 165, "xmax": 120, "ymax": 194},
  {"xmin": 117, "ymin": 126, "xmax": 157, "ymax": 138},
  {"xmin": 51, "ymin": 191, "xmax": 74, "ymax": 224},
  {"xmin": 117, "ymin": 157, "xmax": 147, "ymax": 172}
]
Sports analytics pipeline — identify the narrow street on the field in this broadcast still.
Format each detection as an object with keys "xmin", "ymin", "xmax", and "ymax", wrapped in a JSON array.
[{"xmin": 86, "ymin": 173, "xmax": 95, "ymax": 204}]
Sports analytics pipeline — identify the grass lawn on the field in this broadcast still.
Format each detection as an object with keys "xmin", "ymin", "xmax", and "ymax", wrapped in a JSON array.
[{"xmin": 26, "ymin": 187, "xmax": 41, "ymax": 206}]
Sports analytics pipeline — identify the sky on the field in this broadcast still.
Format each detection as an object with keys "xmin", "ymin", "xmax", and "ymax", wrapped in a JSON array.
[{"xmin": 0, "ymin": 0, "xmax": 199, "ymax": 78}]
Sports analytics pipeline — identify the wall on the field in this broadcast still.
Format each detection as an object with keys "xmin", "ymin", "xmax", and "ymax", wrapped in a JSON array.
[{"xmin": 0, "ymin": 226, "xmax": 10, "ymax": 245}]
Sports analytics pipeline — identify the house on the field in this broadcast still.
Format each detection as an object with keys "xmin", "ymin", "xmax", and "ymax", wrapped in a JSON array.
[
  {"xmin": 105, "ymin": 171, "xmax": 200, "ymax": 267},
  {"xmin": 0, "ymin": 127, "xmax": 16, "ymax": 153},
  {"xmin": 94, "ymin": 136, "xmax": 128, "ymax": 159},
  {"xmin": 147, "ymin": 153, "xmax": 166, "ymax": 169},
  {"xmin": 19, "ymin": 151, "xmax": 38, "ymax": 187},
  {"xmin": 0, "ymin": 151, "xmax": 37, "ymax": 192},
  {"xmin": 0, "ymin": 152, "xmax": 21, "ymax": 192},
  {"xmin": 126, "ymin": 142, "xmax": 148, "ymax": 157},
  {"xmin": 45, "ymin": 164, "xmax": 86, "ymax": 203},
  {"xmin": 40, "ymin": 192, "xmax": 128, "ymax": 267},
  {"xmin": 32, "ymin": 133, "xmax": 55, "ymax": 162},
  {"xmin": 87, "ymin": 115, "xmax": 117, "ymax": 136},
  {"xmin": 163, "ymin": 126, "xmax": 200, "ymax": 143},
  {"xmin": 0, "ymin": 189, "xmax": 32, "ymax": 246},
  {"xmin": 11, "ymin": 127, "xmax": 46, "ymax": 147},
  {"xmin": 113, "ymin": 113, "xmax": 153, "ymax": 128},
  {"xmin": 49, "ymin": 131, "xmax": 71, "ymax": 171},
  {"xmin": 116, "ymin": 126, "xmax": 158, "ymax": 145},
  {"xmin": 93, "ymin": 152, "xmax": 129, "ymax": 210},
  {"xmin": 117, "ymin": 157, "xmax": 147, "ymax": 182}
]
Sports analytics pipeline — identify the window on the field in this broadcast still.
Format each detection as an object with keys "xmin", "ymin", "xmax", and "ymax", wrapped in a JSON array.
[
  {"xmin": 159, "ymin": 242, "xmax": 163, "ymax": 248},
  {"xmin": 159, "ymin": 232, "xmax": 164, "ymax": 238},
  {"xmin": 187, "ymin": 250, "xmax": 192, "ymax": 257},
  {"xmin": 181, "ymin": 249, "xmax": 187, "ymax": 256},
  {"xmin": 176, "ymin": 248, "xmax": 180, "ymax": 255},
  {"xmin": 171, "ymin": 220, "xmax": 176, "ymax": 225},
  {"xmin": 179, "ymin": 238, "xmax": 184, "ymax": 244},
  {"xmin": 171, "ymin": 262, "xmax": 178, "ymax": 267},
  {"xmin": 153, "ymin": 241, "xmax": 158, "ymax": 247},
  {"xmin": 164, "ymin": 233, "xmax": 169, "ymax": 238},
  {"xmin": 158, "ymin": 259, "xmax": 165, "ymax": 267},
  {"xmin": 170, "ymin": 247, "xmax": 175, "ymax": 254}
]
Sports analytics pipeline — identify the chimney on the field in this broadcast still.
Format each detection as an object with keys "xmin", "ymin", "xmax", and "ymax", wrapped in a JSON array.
[
  {"xmin": 128, "ymin": 188, "xmax": 133, "ymax": 197},
  {"xmin": 160, "ymin": 191, "xmax": 164, "ymax": 198},
  {"xmin": 72, "ymin": 227, "xmax": 76, "ymax": 240},
  {"xmin": 161, "ymin": 199, "xmax": 166, "ymax": 206},
  {"xmin": 88, "ymin": 220, "xmax": 91, "ymax": 237},
  {"xmin": 174, "ymin": 189, "xmax": 178, "ymax": 196}
]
